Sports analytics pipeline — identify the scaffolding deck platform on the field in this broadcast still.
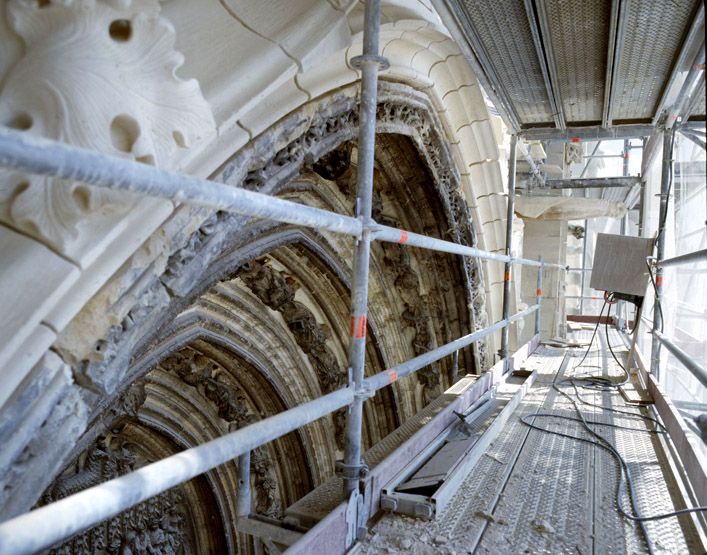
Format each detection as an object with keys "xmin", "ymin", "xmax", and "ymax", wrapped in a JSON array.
[{"xmin": 356, "ymin": 331, "xmax": 705, "ymax": 554}]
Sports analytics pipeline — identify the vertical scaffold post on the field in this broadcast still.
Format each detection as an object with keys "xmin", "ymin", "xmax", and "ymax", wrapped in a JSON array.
[
  {"xmin": 500, "ymin": 134, "xmax": 518, "ymax": 367},
  {"xmin": 236, "ymin": 451, "xmax": 251, "ymax": 518},
  {"xmin": 342, "ymin": 0, "xmax": 386, "ymax": 497},
  {"xmin": 535, "ymin": 257, "xmax": 543, "ymax": 336},
  {"xmin": 617, "ymin": 139, "xmax": 631, "ymax": 329},
  {"xmin": 650, "ymin": 128, "xmax": 673, "ymax": 378}
]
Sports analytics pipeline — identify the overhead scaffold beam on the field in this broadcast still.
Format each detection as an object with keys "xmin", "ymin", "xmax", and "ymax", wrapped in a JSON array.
[{"xmin": 546, "ymin": 176, "xmax": 642, "ymax": 189}]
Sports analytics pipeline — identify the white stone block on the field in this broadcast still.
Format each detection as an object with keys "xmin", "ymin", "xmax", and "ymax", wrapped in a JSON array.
[
  {"xmin": 428, "ymin": 62, "xmax": 461, "ymax": 99},
  {"xmin": 0, "ymin": 325, "xmax": 55, "ymax": 411},
  {"xmin": 298, "ymin": 48, "xmax": 358, "ymax": 100},
  {"xmin": 164, "ymin": 0, "xmax": 295, "ymax": 126},
  {"xmin": 239, "ymin": 78, "xmax": 309, "ymax": 138},
  {"xmin": 382, "ymin": 38, "xmax": 424, "ymax": 68},
  {"xmin": 0, "ymin": 225, "xmax": 79, "ymax": 376}
]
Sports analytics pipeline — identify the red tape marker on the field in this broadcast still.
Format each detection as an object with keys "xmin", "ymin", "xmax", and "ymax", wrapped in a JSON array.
[
  {"xmin": 536, "ymin": 288, "xmax": 542, "ymax": 296},
  {"xmin": 504, "ymin": 271, "xmax": 511, "ymax": 281},
  {"xmin": 350, "ymin": 315, "xmax": 367, "ymax": 339},
  {"xmin": 398, "ymin": 230, "xmax": 408, "ymax": 244},
  {"xmin": 387, "ymin": 369, "xmax": 398, "ymax": 383},
  {"xmin": 656, "ymin": 275, "xmax": 663, "ymax": 287}
]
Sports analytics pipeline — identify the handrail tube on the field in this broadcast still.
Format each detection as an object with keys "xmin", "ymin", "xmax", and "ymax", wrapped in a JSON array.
[
  {"xmin": 0, "ymin": 129, "xmax": 363, "ymax": 238},
  {"xmin": 500, "ymin": 135, "xmax": 519, "ymax": 362},
  {"xmin": 0, "ymin": 129, "xmax": 564, "ymax": 271},
  {"xmin": 652, "ymin": 329, "xmax": 707, "ymax": 390},
  {"xmin": 656, "ymin": 249, "xmax": 707, "ymax": 267},
  {"xmin": 365, "ymin": 304, "xmax": 539, "ymax": 391},
  {"xmin": 0, "ymin": 305, "xmax": 539, "ymax": 553},
  {"xmin": 374, "ymin": 224, "xmax": 564, "ymax": 270},
  {"xmin": 0, "ymin": 387, "xmax": 354, "ymax": 555}
]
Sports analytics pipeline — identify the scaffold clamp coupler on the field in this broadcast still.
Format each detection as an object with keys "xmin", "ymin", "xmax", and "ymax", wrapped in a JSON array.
[
  {"xmin": 335, "ymin": 460, "xmax": 369, "ymax": 479},
  {"xmin": 350, "ymin": 54, "xmax": 390, "ymax": 70},
  {"xmin": 354, "ymin": 382, "xmax": 375, "ymax": 400}
]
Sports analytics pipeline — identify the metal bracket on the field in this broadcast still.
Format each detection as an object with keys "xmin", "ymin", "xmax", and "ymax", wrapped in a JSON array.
[
  {"xmin": 335, "ymin": 459, "xmax": 370, "ymax": 480},
  {"xmin": 345, "ymin": 489, "xmax": 359, "ymax": 547},
  {"xmin": 354, "ymin": 382, "xmax": 375, "ymax": 400},
  {"xmin": 350, "ymin": 54, "xmax": 390, "ymax": 70}
]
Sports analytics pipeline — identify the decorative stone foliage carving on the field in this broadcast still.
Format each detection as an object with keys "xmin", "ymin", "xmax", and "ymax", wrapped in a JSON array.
[
  {"xmin": 238, "ymin": 257, "xmax": 347, "ymax": 449},
  {"xmin": 42, "ymin": 434, "xmax": 186, "ymax": 555},
  {"xmin": 239, "ymin": 259, "xmax": 344, "ymax": 394},
  {"xmin": 0, "ymin": 0, "xmax": 215, "ymax": 256},
  {"xmin": 161, "ymin": 348, "xmax": 283, "ymax": 517}
]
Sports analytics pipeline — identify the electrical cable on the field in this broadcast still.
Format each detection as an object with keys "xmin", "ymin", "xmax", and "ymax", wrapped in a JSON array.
[
  {"xmin": 522, "ymin": 310, "xmax": 706, "ymax": 554},
  {"xmin": 645, "ymin": 258, "xmax": 664, "ymax": 333},
  {"xmin": 605, "ymin": 301, "xmax": 628, "ymax": 374},
  {"xmin": 572, "ymin": 301, "xmax": 607, "ymax": 370}
]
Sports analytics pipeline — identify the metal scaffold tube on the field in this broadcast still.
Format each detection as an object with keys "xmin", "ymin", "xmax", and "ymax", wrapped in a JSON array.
[
  {"xmin": 342, "ymin": 0, "xmax": 384, "ymax": 499},
  {"xmin": 0, "ymin": 130, "xmax": 363, "ymax": 238},
  {"xmin": 374, "ymin": 224, "xmax": 563, "ymax": 269},
  {"xmin": 0, "ymin": 387, "xmax": 355, "ymax": 555},
  {"xmin": 650, "ymin": 128, "xmax": 674, "ymax": 378},
  {"xmin": 364, "ymin": 305, "xmax": 539, "ymax": 391},
  {"xmin": 0, "ymin": 130, "xmax": 567, "ymax": 273},
  {"xmin": 499, "ymin": 135, "xmax": 518, "ymax": 364},
  {"xmin": 236, "ymin": 451, "xmax": 251, "ymax": 518},
  {"xmin": 657, "ymin": 248, "xmax": 707, "ymax": 268},
  {"xmin": 651, "ymin": 330, "xmax": 707, "ymax": 390},
  {"xmin": 535, "ymin": 257, "xmax": 543, "ymax": 335}
]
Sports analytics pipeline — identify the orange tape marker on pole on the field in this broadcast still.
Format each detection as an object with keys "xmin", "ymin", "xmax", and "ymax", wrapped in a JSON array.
[{"xmin": 350, "ymin": 315, "xmax": 367, "ymax": 339}]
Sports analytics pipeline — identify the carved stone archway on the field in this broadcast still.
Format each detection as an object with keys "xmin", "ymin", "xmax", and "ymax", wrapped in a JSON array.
[{"xmin": 9, "ymin": 83, "xmax": 489, "ymax": 553}]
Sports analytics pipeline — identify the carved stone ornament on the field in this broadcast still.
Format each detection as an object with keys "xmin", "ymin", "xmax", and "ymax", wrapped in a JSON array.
[
  {"xmin": 0, "ymin": 0, "xmax": 216, "ymax": 256},
  {"xmin": 42, "ymin": 433, "xmax": 186, "ymax": 555}
]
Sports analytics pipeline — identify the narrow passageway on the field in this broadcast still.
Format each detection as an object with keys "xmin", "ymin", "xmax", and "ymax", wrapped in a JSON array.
[{"xmin": 358, "ymin": 329, "xmax": 702, "ymax": 554}]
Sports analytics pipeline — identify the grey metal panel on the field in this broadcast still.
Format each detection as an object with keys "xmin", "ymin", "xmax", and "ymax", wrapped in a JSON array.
[
  {"xmin": 453, "ymin": 0, "xmax": 555, "ymax": 125},
  {"xmin": 612, "ymin": 0, "xmax": 699, "ymax": 121},
  {"xmin": 544, "ymin": 0, "xmax": 611, "ymax": 123},
  {"xmin": 589, "ymin": 233, "xmax": 653, "ymax": 297}
]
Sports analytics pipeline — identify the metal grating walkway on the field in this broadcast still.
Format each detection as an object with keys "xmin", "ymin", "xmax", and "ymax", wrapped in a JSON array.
[{"xmin": 356, "ymin": 332, "xmax": 704, "ymax": 554}]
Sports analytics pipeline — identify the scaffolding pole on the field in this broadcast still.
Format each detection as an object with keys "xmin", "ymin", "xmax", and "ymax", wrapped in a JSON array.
[
  {"xmin": 650, "ymin": 128, "xmax": 674, "ymax": 378},
  {"xmin": 535, "ymin": 258, "xmax": 543, "ymax": 335},
  {"xmin": 236, "ymin": 451, "xmax": 251, "ymax": 518},
  {"xmin": 342, "ymin": 0, "xmax": 384, "ymax": 500},
  {"xmin": 500, "ymin": 135, "xmax": 518, "ymax": 364}
]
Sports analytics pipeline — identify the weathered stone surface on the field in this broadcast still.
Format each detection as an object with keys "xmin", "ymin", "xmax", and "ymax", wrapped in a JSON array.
[{"xmin": 0, "ymin": 353, "xmax": 88, "ymax": 520}]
